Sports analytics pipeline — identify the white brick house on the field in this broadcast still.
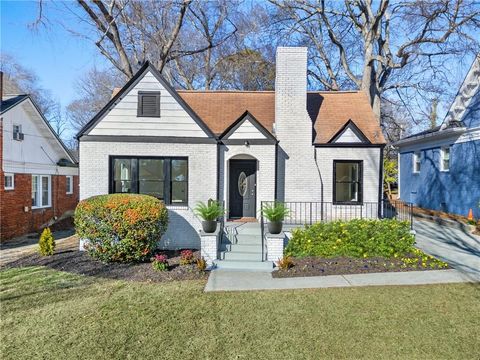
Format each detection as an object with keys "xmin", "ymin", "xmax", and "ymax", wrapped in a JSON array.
[{"xmin": 77, "ymin": 47, "xmax": 385, "ymax": 250}]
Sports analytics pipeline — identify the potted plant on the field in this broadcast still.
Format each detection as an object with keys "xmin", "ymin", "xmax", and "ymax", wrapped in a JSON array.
[
  {"xmin": 262, "ymin": 202, "xmax": 289, "ymax": 234},
  {"xmin": 194, "ymin": 200, "xmax": 225, "ymax": 233}
]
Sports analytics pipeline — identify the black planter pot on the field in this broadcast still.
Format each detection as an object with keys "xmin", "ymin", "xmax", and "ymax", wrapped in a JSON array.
[
  {"xmin": 268, "ymin": 221, "xmax": 283, "ymax": 234},
  {"xmin": 202, "ymin": 220, "xmax": 217, "ymax": 233}
]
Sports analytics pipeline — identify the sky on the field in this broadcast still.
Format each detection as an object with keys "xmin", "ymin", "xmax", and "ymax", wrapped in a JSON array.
[
  {"xmin": 0, "ymin": 0, "xmax": 476, "ymax": 140},
  {"xmin": 0, "ymin": 0, "xmax": 106, "ymax": 108}
]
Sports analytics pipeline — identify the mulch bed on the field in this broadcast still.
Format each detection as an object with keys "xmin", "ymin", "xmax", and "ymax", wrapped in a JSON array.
[
  {"xmin": 272, "ymin": 255, "xmax": 451, "ymax": 278},
  {"xmin": 4, "ymin": 249, "xmax": 209, "ymax": 283}
]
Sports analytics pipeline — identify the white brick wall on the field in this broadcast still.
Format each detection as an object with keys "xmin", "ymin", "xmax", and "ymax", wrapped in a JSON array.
[
  {"xmin": 266, "ymin": 234, "xmax": 285, "ymax": 262},
  {"xmin": 220, "ymin": 144, "xmax": 276, "ymax": 219},
  {"xmin": 200, "ymin": 229, "xmax": 220, "ymax": 266},
  {"xmin": 79, "ymin": 141, "xmax": 217, "ymax": 249}
]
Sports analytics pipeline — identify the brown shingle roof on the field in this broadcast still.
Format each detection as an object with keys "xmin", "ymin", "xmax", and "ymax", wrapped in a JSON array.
[
  {"xmin": 308, "ymin": 91, "xmax": 386, "ymax": 144},
  {"xmin": 177, "ymin": 90, "xmax": 385, "ymax": 144},
  {"xmin": 178, "ymin": 91, "xmax": 275, "ymax": 135}
]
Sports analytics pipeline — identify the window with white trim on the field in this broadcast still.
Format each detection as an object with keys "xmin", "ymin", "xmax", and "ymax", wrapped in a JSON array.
[
  {"xmin": 32, "ymin": 175, "xmax": 51, "ymax": 208},
  {"xmin": 413, "ymin": 152, "xmax": 421, "ymax": 173},
  {"xmin": 4, "ymin": 173, "xmax": 14, "ymax": 190},
  {"xmin": 440, "ymin": 147, "xmax": 450, "ymax": 171},
  {"xmin": 66, "ymin": 176, "xmax": 73, "ymax": 194}
]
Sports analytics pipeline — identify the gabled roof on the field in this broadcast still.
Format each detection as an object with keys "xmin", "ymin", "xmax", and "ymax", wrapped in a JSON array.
[
  {"xmin": 1, "ymin": 95, "xmax": 77, "ymax": 164},
  {"xmin": 178, "ymin": 91, "xmax": 275, "ymax": 136},
  {"xmin": 219, "ymin": 111, "xmax": 277, "ymax": 143},
  {"xmin": 307, "ymin": 91, "xmax": 385, "ymax": 144},
  {"xmin": 0, "ymin": 94, "xmax": 29, "ymax": 114},
  {"xmin": 328, "ymin": 119, "xmax": 371, "ymax": 144},
  {"xmin": 76, "ymin": 61, "xmax": 216, "ymax": 139}
]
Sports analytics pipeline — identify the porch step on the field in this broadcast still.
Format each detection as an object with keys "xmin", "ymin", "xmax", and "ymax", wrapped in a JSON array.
[
  {"xmin": 221, "ymin": 250, "xmax": 264, "ymax": 261},
  {"xmin": 221, "ymin": 243, "xmax": 263, "ymax": 252},
  {"xmin": 213, "ymin": 259, "xmax": 274, "ymax": 271}
]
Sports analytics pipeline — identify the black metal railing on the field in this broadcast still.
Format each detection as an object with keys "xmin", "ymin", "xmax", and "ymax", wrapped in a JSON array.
[{"xmin": 260, "ymin": 199, "xmax": 413, "ymax": 261}]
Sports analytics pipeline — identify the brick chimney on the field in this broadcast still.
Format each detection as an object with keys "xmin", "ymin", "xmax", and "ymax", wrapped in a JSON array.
[{"xmin": 274, "ymin": 47, "xmax": 316, "ymax": 202}]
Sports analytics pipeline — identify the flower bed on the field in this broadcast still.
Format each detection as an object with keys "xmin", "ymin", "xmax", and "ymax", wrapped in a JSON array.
[
  {"xmin": 274, "ymin": 219, "xmax": 449, "ymax": 278},
  {"xmin": 5, "ymin": 242, "xmax": 208, "ymax": 283}
]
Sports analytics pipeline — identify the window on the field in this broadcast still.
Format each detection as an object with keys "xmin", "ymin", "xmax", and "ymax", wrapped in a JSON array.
[
  {"xmin": 333, "ymin": 160, "xmax": 363, "ymax": 204},
  {"xmin": 441, "ymin": 147, "xmax": 450, "ymax": 171},
  {"xmin": 137, "ymin": 91, "xmax": 160, "ymax": 117},
  {"xmin": 32, "ymin": 175, "xmax": 51, "ymax": 208},
  {"xmin": 413, "ymin": 152, "xmax": 421, "ymax": 173},
  {"xmin": 66, "ymin": 176, "xmax": 73, "ymax": 194},
  {"xmin": 110, "ymin": 157, "xmax": 188, "ymax": 205},
  {"xmin": 4, "ymin": 173, "xmax": 14, "ymax": 190},
  {"xmin": 13, "ymin": 124, "xmax": 24, "ymax": 141}
]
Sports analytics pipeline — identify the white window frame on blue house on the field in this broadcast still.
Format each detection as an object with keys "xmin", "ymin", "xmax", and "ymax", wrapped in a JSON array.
[
  {"xmin": 440, "ymin": 146, "xmax": 450, "ymax": 172},
  {"xmin": 413, "ymin": 151, "xmax": 421, "ymax": 173}
]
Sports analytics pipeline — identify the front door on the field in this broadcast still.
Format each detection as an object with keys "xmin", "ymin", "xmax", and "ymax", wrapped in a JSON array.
[{"xmin": 229, "ymin": 160, "xmax": 256, "ymax": 218}]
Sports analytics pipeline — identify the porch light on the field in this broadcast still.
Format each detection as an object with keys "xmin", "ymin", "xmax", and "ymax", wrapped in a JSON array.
[{"xmin": 244, "ymin": 140, "xmax": 250, "ymax": 147}]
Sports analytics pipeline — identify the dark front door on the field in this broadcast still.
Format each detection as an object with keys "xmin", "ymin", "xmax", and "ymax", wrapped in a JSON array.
[{"xmin": 229, "ymin": 160, "xmax": 257, "ymax": 218}]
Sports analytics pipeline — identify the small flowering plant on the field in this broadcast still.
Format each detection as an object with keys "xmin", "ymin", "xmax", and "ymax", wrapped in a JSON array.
[
  {"xmin": 179, "ymin": 249, "xmax": 195, "ymax": 265},
  {"xmin": 152, "ymin": 254, "xmax": 168, "ymax": 271}
]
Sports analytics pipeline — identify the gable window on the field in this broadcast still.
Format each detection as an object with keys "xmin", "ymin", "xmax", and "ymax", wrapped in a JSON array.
[
  {"xmin": 333, "ymin": 160, "xmax": 363, "ymax": 204},
  {"xmin": 137, "ymin": 91, "xmax": 160, "ymax": 117},
  {"xmin": 4, "ymin": 173, "xmax": 14, "ymax": 190},
  {"xmin": 413, "ymin": 152, "xmax": 421, "ymax": 173},
  {"xmin": 66, "ymin": 176, "xmax": 74, "ymax": 194},
  {"xmin": 110, "ymin": 156, "xmax": 187, "ymax": 205},
  {"xmin": 32, "ymin": 175, "xmax": 51, "ymax": 208},
  {"xmin": 13, "ymin": 124, "xmax": 24, "ymax": 141},
  {"xmin": 440, "ymin": 147, "xmax": 450, "ymax": 172}
]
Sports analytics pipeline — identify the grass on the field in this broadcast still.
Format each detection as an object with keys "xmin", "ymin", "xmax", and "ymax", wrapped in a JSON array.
[{"xmin": 1, "ymin": 267, "xmax": 480, "ymax": 359}]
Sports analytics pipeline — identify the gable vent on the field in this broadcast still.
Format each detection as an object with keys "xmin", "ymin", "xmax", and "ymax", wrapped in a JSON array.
[{"xmin": 138, "ymin": 91, "xmax": 160, "ymax": 117}]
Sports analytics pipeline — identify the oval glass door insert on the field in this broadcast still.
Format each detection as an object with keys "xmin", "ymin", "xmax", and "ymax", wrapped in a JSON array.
[{"xmin": 238, "ymin": 172, "xmax": 247, "ymax": 196}]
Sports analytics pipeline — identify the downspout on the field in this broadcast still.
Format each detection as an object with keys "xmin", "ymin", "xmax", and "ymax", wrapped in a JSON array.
[
  {"xmin": 274, "ymin": 142, "xmax": 278, "ymax": 200},
  {"xmin": 313, "ymin": 147, "xmax": 324, "ymax": 221},
  {"xmin": 378, "ymin": 146, "xmax": 385, "ymax": 218}
]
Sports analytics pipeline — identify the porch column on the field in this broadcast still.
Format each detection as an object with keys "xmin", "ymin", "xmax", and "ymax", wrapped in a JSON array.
[
  {"xmin": 200, "ymin": 224, "xmax": 221, "ymax": 267},
  {"xmin": 266, "ymin": 232, "xmax": 286, "ymax": 262}
]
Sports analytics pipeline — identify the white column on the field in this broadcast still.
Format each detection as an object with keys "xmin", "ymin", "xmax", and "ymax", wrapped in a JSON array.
[
  {"xmin": 200, "ymin": 225, "xmax": 220, "ymax": 267},
  {"xmin": 266, "ymin": 232, "xmax": 286, "ymax": 262}
]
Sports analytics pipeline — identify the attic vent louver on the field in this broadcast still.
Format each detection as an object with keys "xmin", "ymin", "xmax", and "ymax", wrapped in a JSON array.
[{"xmin": 137, "ymin": 91, "xmax": 160, "ymax": 117}]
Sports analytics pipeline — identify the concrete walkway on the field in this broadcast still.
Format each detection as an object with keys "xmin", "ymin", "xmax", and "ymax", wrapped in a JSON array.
[
  {"xmin": 205, "ymin": 269, "xmax": 473, "ymax": 292},
  {"xmin": 414, "ymin": 219, "xmax": 480, "ymax": 280}
]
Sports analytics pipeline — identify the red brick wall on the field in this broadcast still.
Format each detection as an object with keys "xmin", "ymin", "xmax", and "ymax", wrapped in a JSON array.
[{"xmin": 0, "ymin": 173, "xmax": 79, "ymax": 242}]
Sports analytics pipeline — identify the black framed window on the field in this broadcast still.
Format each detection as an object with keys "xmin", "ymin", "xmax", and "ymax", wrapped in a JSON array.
[
  {"xmin": 137, "ymin": 91, "xmax": 160, "ymax": 117},
  {"xmin": 110, "ymin": 156, "xmax": 188, "ymax": 205},
  {"xmin": 333, "ymin": 160, "xmax": 363, "ymax": 204}
]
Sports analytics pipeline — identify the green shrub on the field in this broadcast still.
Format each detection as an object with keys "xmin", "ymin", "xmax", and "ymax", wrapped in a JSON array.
[
  {"xmin": 194, "ymin": 200, "xmax": 224, "ymax": 221},
  {"xmin": 38, "ymin": 228, "xmax": 55, "ymax": 256},
  {"xmin": 152, "ymin": 254, "xmax": 168, "ymax": 271},
  {"xmin": 75, "ymin": 194, "xmax": 168, "ymax": 263},
  {"xmin": 285, "ymin": 219, "xmax": 414, "ymax": 258},
  {"xmin": 262, "ymin": 202, "xmax": 290, "ymax": 222}
]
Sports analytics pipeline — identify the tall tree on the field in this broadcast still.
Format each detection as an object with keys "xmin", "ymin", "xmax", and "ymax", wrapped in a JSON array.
[
  {"xmin": 0, "ymin": 53, "xmax": 56, "ymax": 118},
  {"xmin": 269, "ymin": 0, "xmax": 480, "ymax": 122}
]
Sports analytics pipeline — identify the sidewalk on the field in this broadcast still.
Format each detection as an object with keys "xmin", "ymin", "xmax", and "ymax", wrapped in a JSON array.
[{"xmin": 205, "ymin": 269, "xmax": 475, "ymax": 292}]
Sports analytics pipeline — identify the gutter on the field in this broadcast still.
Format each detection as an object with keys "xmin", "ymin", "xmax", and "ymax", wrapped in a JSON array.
[{"xmin": 392, "ymin": 127, "xmax": 466, "ymax": 147}]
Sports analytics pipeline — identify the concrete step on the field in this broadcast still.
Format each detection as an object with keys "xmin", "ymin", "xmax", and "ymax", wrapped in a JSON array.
[
  {"xmin": 213, "ymin": 259, "xmax": 274, "ymax": 271},
  {"xmin": 220, "ymin": 243, "xmax": 263, "ymax": 252},
  {"xmin": 234, "ymin": 234, "xmax": 262, "ymax": 244},
  {"xmin": 222, "ymin": 251, "xmax": 264, "ymax": 261}
]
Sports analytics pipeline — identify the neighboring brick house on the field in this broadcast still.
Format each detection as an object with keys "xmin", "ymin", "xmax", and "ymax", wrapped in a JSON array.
[
  {"xmin": 0, "ymin": 90, "xmax": 79, "ymax": 242},
  {"xmin": 394, "ymin": 54, "xmax": 480, "ymax": 218},
  {"xmin": 77, "ymin": 47, "xmax": 386, "ymax": 254}
]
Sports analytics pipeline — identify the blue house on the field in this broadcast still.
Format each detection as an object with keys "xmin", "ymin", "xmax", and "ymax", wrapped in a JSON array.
[{"xmin": 394, "ymin": 55, "xmax": 480, "ymax": 218}]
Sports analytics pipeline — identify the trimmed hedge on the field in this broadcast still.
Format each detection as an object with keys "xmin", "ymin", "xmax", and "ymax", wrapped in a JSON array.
[
  {"xmin": 285, "ymin": 219, "xmax": 414, "ymax": 258},
  {"xmin": 75, "ymin": 194, "xmax": 168, "ymax": 263}
]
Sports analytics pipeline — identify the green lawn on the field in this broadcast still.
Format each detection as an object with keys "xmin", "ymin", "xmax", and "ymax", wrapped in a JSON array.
[{"xmin": 1, "ymin": 267, "xmax": 479, "ymax": 359}]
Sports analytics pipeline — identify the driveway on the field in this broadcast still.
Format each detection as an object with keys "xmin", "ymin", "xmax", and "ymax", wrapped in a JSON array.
[{"xmin": 414, "ymin": 219, "xmax": 480, "ymax": 281}]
